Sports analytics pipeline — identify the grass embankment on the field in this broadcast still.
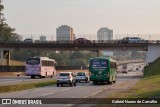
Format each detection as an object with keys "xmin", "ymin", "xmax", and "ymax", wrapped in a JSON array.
[
  {"xmin": 96, "ymin": 58, "xmax": 160, "ymax": 107},
  {"xmin": 0, "ymin": 80, "xmax": 56, "ymax": 94},
  {"xmin": 0, "ymin": 59, "xmax": 24, "ymax": 65}
]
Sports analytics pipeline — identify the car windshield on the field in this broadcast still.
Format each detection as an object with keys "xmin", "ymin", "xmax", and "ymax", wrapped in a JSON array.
[
  {"xmin": 59, "ymin": 73, "xmax": 70, "ymax": 76},
  {"xmin": 77, "ymin": 73, "xmax": 85, "ymax": 76}
]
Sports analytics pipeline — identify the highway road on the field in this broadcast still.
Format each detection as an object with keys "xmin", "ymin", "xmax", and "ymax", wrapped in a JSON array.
[
  {"xmin": 0, "ymin": 70, "xmax": 143, "ymax": 107},
  {"xmin": 0, "ymin": 62, "xmax": 144, "ymax": 86}
]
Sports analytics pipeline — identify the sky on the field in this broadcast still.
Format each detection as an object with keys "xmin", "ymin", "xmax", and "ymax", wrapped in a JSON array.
[{"xmin": 2, "ymin": 0, "xmax": 160, "ymax": 39}]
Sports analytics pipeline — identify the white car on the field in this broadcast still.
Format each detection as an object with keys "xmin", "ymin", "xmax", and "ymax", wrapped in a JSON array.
[
  {"xmin": 76, "ymin": 72, "xmax": 89, "ymax": 83},
  {"xmin": 23, "ymin": 38, "xmax": 34, "ymax": 44},
  {"xmin": 128, "ymin": 37, "xmax": 147, "ymax": 43},
  {"xmin": 57, "ymin": 72, "xmax": 76, "ymax": 87},
  {"xmin": 120, "ymin": 37, "xmax": 148, "ymax": 43}
]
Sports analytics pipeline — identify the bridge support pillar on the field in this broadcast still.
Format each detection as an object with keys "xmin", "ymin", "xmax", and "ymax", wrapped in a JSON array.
[
  {"xmin": 146, "ymin": 45, "xmax": 160, "ymax": 65},
  {"xmin": 0, "ymin": 50, "xmax": 10, "ymax": 66}
]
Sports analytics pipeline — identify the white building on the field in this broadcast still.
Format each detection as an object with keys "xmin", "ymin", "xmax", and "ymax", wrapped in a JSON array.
[
  {"xmin": 56, "ymin": 25, "xmax": 74, "ymax": 41},
  {"xmin": 97, "ymin": 27, "xmax": 113, "ymax": 40}
]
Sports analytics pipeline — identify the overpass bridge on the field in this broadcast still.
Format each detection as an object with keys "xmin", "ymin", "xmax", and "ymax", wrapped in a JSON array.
[
  {"xmin": 0, "ymin": 42, "xmax": 148, "ymax": 51},
  {"xmin": 0, "ymin": 40, "xmax": 160, "ymax": 65}
]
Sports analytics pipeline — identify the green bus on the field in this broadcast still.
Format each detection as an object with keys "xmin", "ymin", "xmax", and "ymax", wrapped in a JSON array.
[{"xmin": 89, "ymin": 57, "xmax": 117, "ymax": 85}]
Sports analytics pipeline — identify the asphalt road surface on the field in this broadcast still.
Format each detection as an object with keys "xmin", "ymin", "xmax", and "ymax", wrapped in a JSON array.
[
  {"xmin": 0, "ymin": 76, "xmax": 56, "ymax": 86},
  {"xmin": 0, "ymin": 62, "xmax": 144, "ymax": 86},
  {"xmin": 0, "ymin": 70, "xmax": 143, "ymax": 107}
]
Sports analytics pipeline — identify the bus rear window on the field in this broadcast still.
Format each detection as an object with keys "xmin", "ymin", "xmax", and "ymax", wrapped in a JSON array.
[
  {"xmin": 90, "ymin": 59, "xmax": 108, "ymax": 68},
  {"xmin": 26, "ymin": 58, "xmax": 40, "ymax": 65}
]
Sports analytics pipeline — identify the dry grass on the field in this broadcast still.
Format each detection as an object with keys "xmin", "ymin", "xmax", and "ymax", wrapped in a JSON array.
[
  {"xmin": 0, "ymin": 59, "xmax": 24, "ymax": 65},
  {"xmin": 0, "ymin": 80, "xmax": 56, "ymax": 94}
]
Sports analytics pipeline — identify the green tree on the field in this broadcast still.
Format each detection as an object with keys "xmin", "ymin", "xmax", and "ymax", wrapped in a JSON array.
[
  {"xmin": 70, "ymin": 51, "xmax": 83, "ymax": 60},
  {"xmin": 0, "ymin": 1, "xmax": 21, "ymax": 42},
  {"xmin": 48, "ymin": 51, "xmax": 70, "ymax": 66}
]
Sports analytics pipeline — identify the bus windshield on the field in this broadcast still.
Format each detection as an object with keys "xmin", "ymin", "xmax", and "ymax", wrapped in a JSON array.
[
  {"xmin": 26, "ymin": 58, "xmax": 40, "ymax": 65},
  {"xmin": 90, "ymin": 59, "xmax": 108, "ymax": 68}
]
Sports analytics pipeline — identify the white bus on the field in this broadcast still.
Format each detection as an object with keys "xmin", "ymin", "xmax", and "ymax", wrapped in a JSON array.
[{"xmin": 25, "ymin": 57, "xmax": 56, "ymax": 78}]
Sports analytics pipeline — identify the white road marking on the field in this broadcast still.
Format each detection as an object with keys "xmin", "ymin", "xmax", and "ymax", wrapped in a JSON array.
[
  {"xmin": 60, "ymin": 88, "xmax": 70, "ymax": 91},
  {"xmin": 41, "ymin": 92, "xmax": 55, "ymax": 96},
  {"xmin": 41, "ymin": 88, "xmax": 70, "ymax": 96},
  {"xmin": 77, "ymin": 86, "xmax": 82, "ymax": 87},
  {"xmin": 64, "ymin": 104, "xmax": 74, "ymax": 107},
  {"xmin": 85, "ymin": 90, "xmax": 102, "ymax": 98},
  {"xmin": 64, "ymin": 81, "xmax": 124, "ymax": 107}
]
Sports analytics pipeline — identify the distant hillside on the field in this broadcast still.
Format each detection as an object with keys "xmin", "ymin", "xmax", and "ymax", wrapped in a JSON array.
[{"xmin": 0, "ymin": 59, "xmax": 24, "ymax": 66}]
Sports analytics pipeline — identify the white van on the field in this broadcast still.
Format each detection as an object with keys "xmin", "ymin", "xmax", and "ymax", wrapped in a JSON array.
[
  {"xmin": 23, "ymin": 38, "xmax": 34, "ymax": 43},
  {"xmin": 121, "ymin": 37, "xmax": 147, "ymax": 43}
]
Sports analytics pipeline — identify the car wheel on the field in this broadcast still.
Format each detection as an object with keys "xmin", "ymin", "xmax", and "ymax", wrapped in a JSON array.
[
  {"xmin": 57, "ymin": 83, "xmax": 59, "ymax": 87},
  {"xmin": 76, "ymin": 80, "xmax": 78, "ymax": 83},
  {"xmin": 61, "ymin": 84, "xmax": 63, "ymax": 86},
  {"xmin": 74, "ymin": 83, "xmax": 76, "ymax": 86},
  {"xmin": 70, "ymin": 83, "xmax": 73, "ymax": 86}
]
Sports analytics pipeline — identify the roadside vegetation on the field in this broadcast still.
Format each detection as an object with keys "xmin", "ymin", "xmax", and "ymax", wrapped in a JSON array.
[
  {"xmin": 0, "ymin": 80, "xmax": 56, "ymax": 94},
  {"xmin": 95, "ymin": 57, "xmax": 160, "ymax": 107}
]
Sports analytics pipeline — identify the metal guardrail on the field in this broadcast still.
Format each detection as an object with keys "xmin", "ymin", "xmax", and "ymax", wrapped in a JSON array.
[
  {"xmin": 0, "ymin": 61, "xmax": 144, "ymax": 72},
  {"xmin": 0, "ymin": 66, "xmax": 25, "ymax": 72},
  {"xmin": 0, "ymin": 66, "xmax": 89, "ymax": 72},
  {"xmin": 0, "ymin": 40, "xmax": 160, "ymax": 44}
]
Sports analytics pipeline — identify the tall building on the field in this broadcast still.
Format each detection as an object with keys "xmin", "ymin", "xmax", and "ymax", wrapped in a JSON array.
[
  {"xmin": 56, "ymin": 25, "xmax": 74, "ymax": 41},
  {"xmin": 97, "ymin": 27, "xmax": 113, "ymax": 40}
]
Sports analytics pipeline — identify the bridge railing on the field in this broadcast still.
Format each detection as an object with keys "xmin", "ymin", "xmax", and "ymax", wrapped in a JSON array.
[{"xmin": 0, "ymin": 40, "xmax": 160, "ymax": 44}]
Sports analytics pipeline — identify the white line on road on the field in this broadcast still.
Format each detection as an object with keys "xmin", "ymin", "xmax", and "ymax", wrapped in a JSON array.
[
  {"xmin": 77, "ymin": 86, "xmax": 82, "ymax": 87},
  {"xmin": 41, "ymin": 88, "xmax": 70, "ymax": 96},
  {"xmin": 60, "ymin": 88, "xmax": 70, "ymax": 92},
  {"xmin": 41, "ymin": 92, "xmax": 55, "ymax": 97},
  {"xmin": 65, "ymin": 104, "xmax": 74, "ymax": 107},
  {"xmin": 64, "ymin": 81, "xmax": 124, "ymax": 107}
]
